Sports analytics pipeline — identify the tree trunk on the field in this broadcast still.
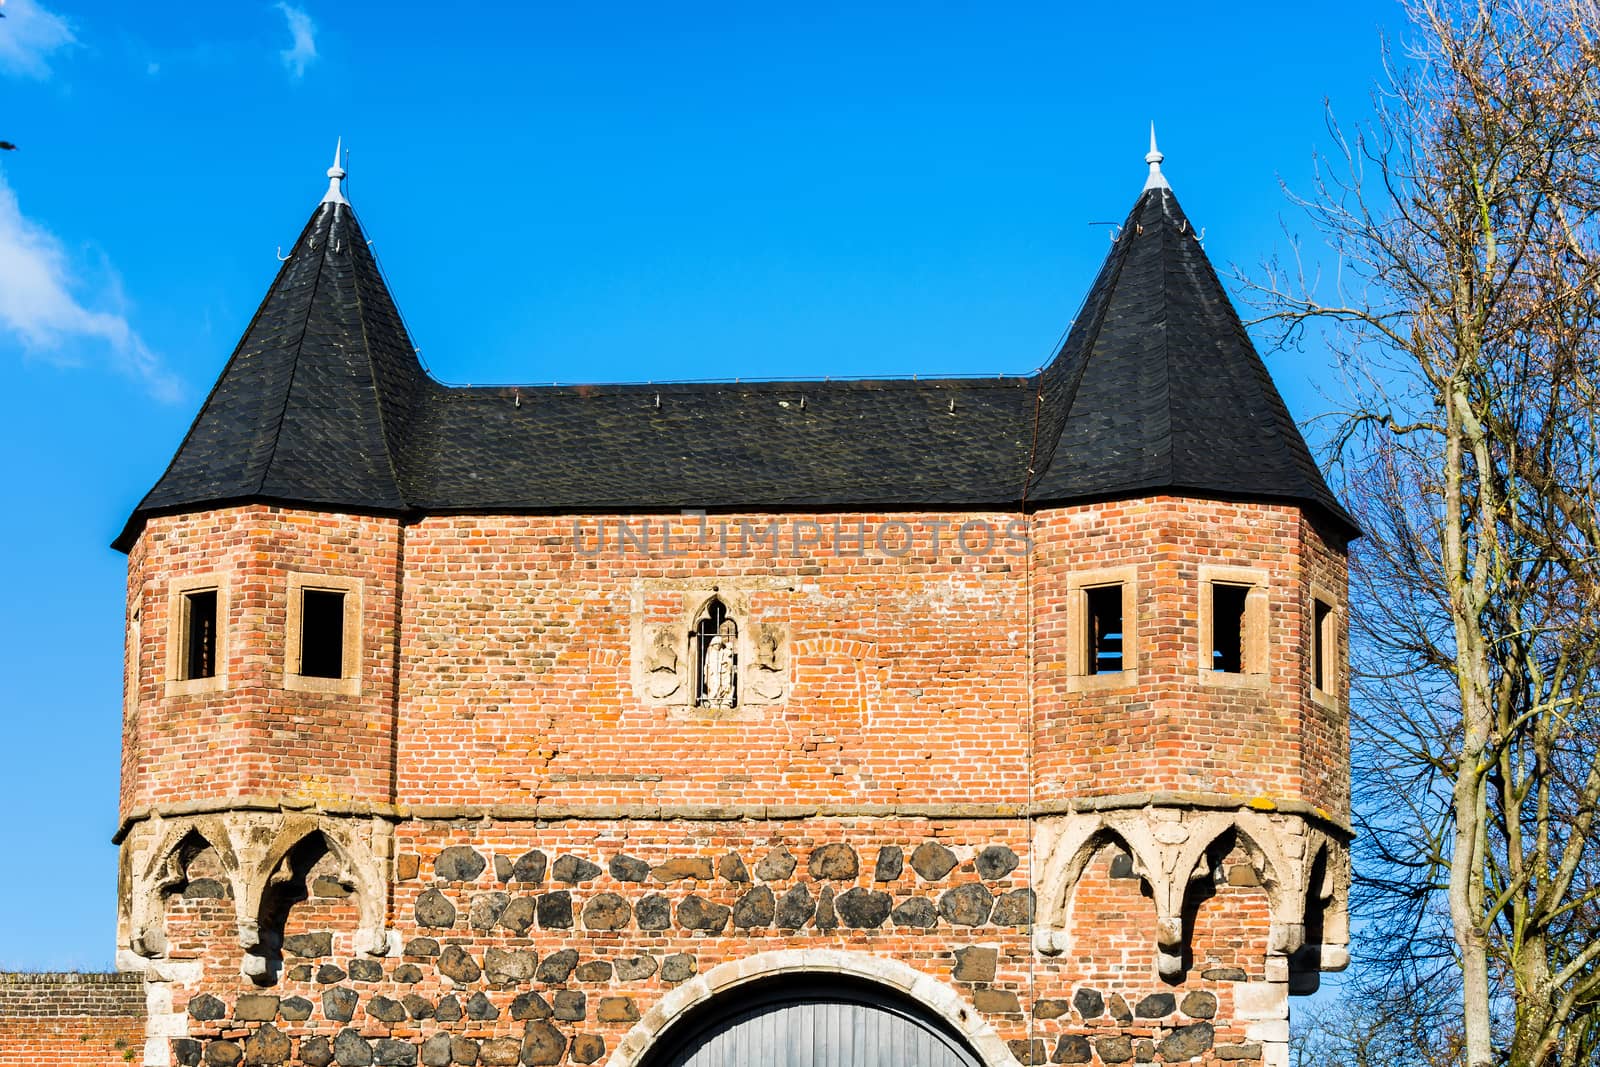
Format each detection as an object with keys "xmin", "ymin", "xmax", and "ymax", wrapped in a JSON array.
[
  {"xmin": 1509, "ymin": 935, "xmax": 1557, "ymax": 1067},
  {"xmin": 1449, "ymin": 761, "xmax": 1493, "ymax": 1067},
  {"xmin": 1446, "ymin": 378, "xmax": 1496, "ymax": 1067}
]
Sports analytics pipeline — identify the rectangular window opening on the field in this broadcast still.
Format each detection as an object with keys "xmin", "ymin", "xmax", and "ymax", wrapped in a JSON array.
[
  {"xmin": 182, "ymin": 590, "xmax": 218, "ymax": 680},
  {"xmin": 299, "ymin": 589, "xmax": 346, "ymax": 679},
  {"xmin": 1211, "ymin": 583, "xmax": 1249, "ymax": 673},
  {"xmin": 1313, "ymin": 598, "xmax": 1334, "ymax": 692},
  {"xmin": 1085, "ymin": 584, "xmax": 1124, "ymax": 674}
]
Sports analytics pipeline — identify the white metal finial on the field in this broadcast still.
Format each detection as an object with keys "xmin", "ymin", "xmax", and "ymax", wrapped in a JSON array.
[
  {"xmin": 1143, "ymin": 123, "xmax": 1169, "ymax": 192},
  {"xmin": 322, "ymin": 137, "xmax": 348, "ymax": 205}
]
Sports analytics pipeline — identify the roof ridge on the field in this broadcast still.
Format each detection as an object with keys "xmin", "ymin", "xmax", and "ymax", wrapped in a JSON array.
[
  {"xmin": 435, "ymin": 376, "xmax": 1037, "ymax": 397},
  {"xmin": 254, "ymin": 205, "xmax": 336, "ymax": 498},
  {"xmin": 1025, "ymin": 192, "xmax": 1148, "ymax": 495},
  {"xmin": 342, "ymin": 204, "xmax": 413, "ymax": 511}
]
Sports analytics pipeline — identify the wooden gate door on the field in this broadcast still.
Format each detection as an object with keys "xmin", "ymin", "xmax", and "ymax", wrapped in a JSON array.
[{"xmin": 649, "ymin": 977, "xmax": 986, "ymax": 1067}]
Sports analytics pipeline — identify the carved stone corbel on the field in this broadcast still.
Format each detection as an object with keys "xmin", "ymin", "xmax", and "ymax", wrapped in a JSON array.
[{"xmin": 1032, "ymin": 806, "xmax": 1350, "ymax": 981}]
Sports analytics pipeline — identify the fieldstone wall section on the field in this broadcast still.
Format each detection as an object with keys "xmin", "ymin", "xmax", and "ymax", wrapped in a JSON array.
[
  {"xmin": 112, "ymin": 819, "xmax": 1331, "ymax": 1066},
  {"xmin": 0, "ymin": 972, "xmax": 146, "ymax": 1066}
]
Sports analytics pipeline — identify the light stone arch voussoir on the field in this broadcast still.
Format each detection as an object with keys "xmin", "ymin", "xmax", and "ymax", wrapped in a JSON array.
[
  {"xmin": 605, "ymin": 949, "xmax": 1019, "ymax": 1067},
  {"xmin": 241, "ymin": 815, "xmax": 391, "ymax": 960},
  {"xmin": 1031, "ymin": 814, "xmax": 1162, "ymax": 957},
  {"xmin": 131, "ymin": 815, "xmax": 242, "ymax": 959}
]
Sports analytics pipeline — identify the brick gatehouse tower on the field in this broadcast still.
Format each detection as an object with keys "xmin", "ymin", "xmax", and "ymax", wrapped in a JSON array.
[{"xmin": 103, "ymin": 139, "xmax": 1354, "ymax": 1067}]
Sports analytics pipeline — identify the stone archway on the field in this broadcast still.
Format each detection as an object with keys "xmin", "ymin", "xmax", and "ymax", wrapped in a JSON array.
[{"xmin": 608, "ymin": 950, "xmax": 1015, "ymax": 1067}]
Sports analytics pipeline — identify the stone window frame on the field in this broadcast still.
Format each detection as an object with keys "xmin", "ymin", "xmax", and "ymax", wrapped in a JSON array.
[
  {"xmin": 283, "ymin": 572, "xmax": 364, "ymax": 696},
  {"xmin": 164, "ymin": 572, "xmax": 229, "ymax": 697},
  {"xmin": 689, "ymin": 594, "xmax": 740, "ymax": 709},
  {"xmin": 1309, "ymin": 583, "xmax": 1343, "ymax": 710},
  {"xmin": 1062, "ymin": 565, "xmax": 1140, "ymax": 692},
  {"xmin": 125, "ymin": 594, "xmax": 143, "ymax": 720},
  {"xmin": 1197, "ymin": 563, "xmax": 1271, "ymax": 690}
]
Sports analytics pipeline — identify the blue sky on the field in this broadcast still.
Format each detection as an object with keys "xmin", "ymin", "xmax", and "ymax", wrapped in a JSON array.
[{"xmin": 0, "ymin": 0, "xmax": 1400, "ymax": 968}]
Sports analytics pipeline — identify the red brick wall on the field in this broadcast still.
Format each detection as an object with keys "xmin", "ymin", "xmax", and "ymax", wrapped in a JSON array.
[
  {"xmin": 1031, "ymin": 497, "xmax": 1350, "ymax": 815},
  {"xmin": 395, "ymin": 511, "xmax": 1029, "ymax": 809},
  {"xmin": 0, "ymin": 973, "xmax": 145, "ymax": 1066},
  {"xmin": 124, "ymin": 508, "xmax": 403, "ymax": 817},
  {"xmin": 1298, "ymin": 514, "xmax": 1352, "ymax": 817},
  {"xmin": 124, "ymin": 500, "xmax": 1346, "ymax": 819},
  {"xmin": 115, "ymin": 496, "xmax": 1348, "ymax": 1066}
]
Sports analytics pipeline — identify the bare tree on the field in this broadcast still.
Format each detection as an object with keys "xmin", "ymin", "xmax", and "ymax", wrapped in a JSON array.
[
  {"xmin": 1244, "ymin": 1, "xmax": 1600, "ymax": 1064},
  {"xmin": 1290, "ymin": 982, "xmax": 1466, "ymax": 1067}
]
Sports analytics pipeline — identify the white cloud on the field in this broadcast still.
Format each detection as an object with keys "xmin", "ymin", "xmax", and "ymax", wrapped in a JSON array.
[
  {"xmin": 0, "ymin": 169, "xmax": 179, "ymax": 399},
  {"xmin": 0, "ymin": 0, "xmax": 78, "ymax": 79},
  {"xmin": 274, "ymin": 2, "xmax": 317, "ymax": 79}
]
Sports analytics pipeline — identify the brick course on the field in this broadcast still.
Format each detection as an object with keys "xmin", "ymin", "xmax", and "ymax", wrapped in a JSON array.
[{"xmin": 0, "ymin": 972, "xmax": 145, "ymax": 1066}]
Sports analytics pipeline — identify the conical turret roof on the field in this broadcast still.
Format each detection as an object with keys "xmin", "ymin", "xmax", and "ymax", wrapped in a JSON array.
[
  {"xmin": 119, "ymin": 173, "xmax": 425, "ymax": 545},
  {"xmin": 1027, "ymin": 182, "xmax": 1350, "ymax": 528}
]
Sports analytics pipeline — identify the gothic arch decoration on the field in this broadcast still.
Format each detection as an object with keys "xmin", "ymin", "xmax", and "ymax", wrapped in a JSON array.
[
  {"xmin": 1032, "ymin": 808, "xmax": 1349, "ymax": 981},
  {"xmin": 691, "ymin": 597, "xmax": 738, "ymax": 709},
  {"xmin": 130, "ymin": 817, "xmax": 240, "ymax": 959},
  {"xmin": 238, "ymin": 820, "xmax": 388, "ymax": 982},
  {"xmin": 607, "ymin": 950, "xmax": 1015, "ymax": 1067},
  {"xmin": 123, "ymin": 811, "xmax": 394, "ymax": 977},
  {"xmin": 1291, "ymin": 838, "xmax": 1349, "ymax": 982}
]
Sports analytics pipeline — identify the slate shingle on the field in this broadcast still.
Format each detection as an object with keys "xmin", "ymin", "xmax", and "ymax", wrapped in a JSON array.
[
  {"xmin": 1030, "ymin": 187, "xmax": 1349, "ymax": 525},
  {"xmin": 114, "ymin": 181, "xmax": 1355, "ymax": 551}
]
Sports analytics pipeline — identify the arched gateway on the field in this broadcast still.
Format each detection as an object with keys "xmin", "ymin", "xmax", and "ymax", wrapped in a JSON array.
[
  {"xmin": 643, "ymin": 976, "xmax": 985, "ymax": 1067},
  {"xmin": 612, "ymin": 951, "xmax": 1012, "ymax": 1067}
]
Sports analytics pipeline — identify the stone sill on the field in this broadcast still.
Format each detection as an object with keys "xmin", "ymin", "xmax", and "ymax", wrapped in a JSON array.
[{"xmin": 116, "ymin": 790, "xmax": 1350, "ymax": 843}]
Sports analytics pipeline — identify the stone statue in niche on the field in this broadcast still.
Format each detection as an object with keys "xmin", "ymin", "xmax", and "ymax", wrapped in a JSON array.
[
  {"xmin": 645, "ymin": 630, "xmax": 682, "ymax": 698},
  {"xmin": 700, "ymin": 620, "xmax": 738, "ymax": 708},
  {"xmin": 631, "ymin": 585, "xmax": 789, "ymax": 710}
]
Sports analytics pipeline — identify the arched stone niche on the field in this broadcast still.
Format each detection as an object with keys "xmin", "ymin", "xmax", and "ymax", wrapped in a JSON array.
[
  {"xmin": 1030, "ymin": 806, "xmax": 1349, "ymax": 981},
  {"xmin": 121, "ymin": 811, "xmax": 394, "ymax": 982}
]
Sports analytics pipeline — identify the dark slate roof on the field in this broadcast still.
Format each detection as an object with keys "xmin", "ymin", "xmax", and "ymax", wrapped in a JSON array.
[
  {"xmin": 125, "ymin": 201, "xmax": 424, "ymax": 524},
  {"xmin": 114, "ymin": 178, "xmax": 1355, "ymax": 551},
  {"xmin": 1030, "ymin": 187, "xmax": 1349, "ymax": 520}
]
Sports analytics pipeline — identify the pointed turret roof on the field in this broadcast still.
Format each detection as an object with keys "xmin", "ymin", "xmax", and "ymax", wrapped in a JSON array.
[
  {"xmin": 119, "ymin": 149, "xmax": 426, "ymax": 545},
  {"xmin": 116, "ymin": 140, "xmax": 1354, "ymax": 551},
  {"xmin": 1027, "ymin": 164, "xmax": 1350, "ymax": 529}
]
